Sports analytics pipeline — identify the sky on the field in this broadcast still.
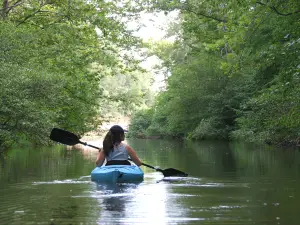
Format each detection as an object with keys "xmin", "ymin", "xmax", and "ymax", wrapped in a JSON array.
[
  {"xmin": 127, "ymin": 11, "xmax": 179, "ymax": 91},
  {"xmin": 131, "ymin": 11, "xmax": 178, "ymax": 41}
]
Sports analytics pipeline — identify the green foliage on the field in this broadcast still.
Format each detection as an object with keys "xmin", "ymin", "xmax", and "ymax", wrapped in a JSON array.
[
  {"xmin": 98, "ymin": 70, "xmax": 155, "ymax": 120},
  {"xmin": 232, "ymin": 73, "xmax": 300, "ymax": 145},
  {"xmin": 129, "ymin": 0, "xmax": 300, "ymax": 145},
  {"xmin": 0, "ymin": 0, "xmax": 153, "ymax": 150},
  {"xmin": 145, "ymin": 93, "xmax": 170, "ymax": 136},
  {"xmin": 188, "ymin": 118, "xmax": 227, "ymax": 140},
  {"xmin": 127, "ymin": 108, "xmax": 154, "ymax": 138}
]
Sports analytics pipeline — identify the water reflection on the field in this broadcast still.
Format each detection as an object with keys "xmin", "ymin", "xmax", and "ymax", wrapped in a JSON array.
[
  {"xmin": 126, "ymin": 182, "xmax": 168, "ymax": 224},
  {"xmin": 1, "ymin": 139, "xmax": 300, "ymax": 224},
  {"xmin": 92, "ymin": 175, "xmax": 205, "ymax": 225},
  {"xmin": 92, "ymin": 175, "xmax": 170, "ymax": 225},
  {"xmin": 96, "ymin": 183, "xmax": 136, "ymax": 207}
]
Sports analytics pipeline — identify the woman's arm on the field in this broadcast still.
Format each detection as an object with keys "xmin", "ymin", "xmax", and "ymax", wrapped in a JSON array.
[
  {"xmin": 126, "ymin": 145, "xmax": 142, "ymax": 166},
  {"xmin": 96, "ymin": 149, "xmax": 106, "ymax": 166}
]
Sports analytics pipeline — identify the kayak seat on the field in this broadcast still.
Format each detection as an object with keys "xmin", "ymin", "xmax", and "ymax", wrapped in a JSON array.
[{"xmin": 105, "ymin": 160, "xmax": 131, "ymax": 166}]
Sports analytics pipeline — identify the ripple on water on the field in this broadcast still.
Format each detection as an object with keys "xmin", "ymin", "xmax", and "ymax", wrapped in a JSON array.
[
  {"xmin": 160, "ymin": 176, "xmax": 250, "ymax": 189},
  {"xmin": 32, "ymin": 179, "xmax": 92, "ymax": 185}
]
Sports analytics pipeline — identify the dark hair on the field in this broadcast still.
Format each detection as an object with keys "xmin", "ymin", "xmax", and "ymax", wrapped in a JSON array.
[{"xmin": 102, "ymin": 125, "xmax": 125, "ymax": 156}]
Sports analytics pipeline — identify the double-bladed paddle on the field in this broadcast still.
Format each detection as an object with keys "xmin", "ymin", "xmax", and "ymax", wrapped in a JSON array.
[{"xmin": 49, "ymin": 128, "xmax": 188, "ymax": 177}]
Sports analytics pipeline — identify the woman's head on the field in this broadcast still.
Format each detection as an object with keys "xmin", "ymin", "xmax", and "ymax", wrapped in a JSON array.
[{"xmin": 102, "ymin": 125, "xmax": 125, "ymax": 156}]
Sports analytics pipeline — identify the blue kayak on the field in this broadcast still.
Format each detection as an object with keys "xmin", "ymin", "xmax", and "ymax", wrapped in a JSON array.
[{"xmin": 91, "ymin": 165, "xmax": 144, "ymax": 183}]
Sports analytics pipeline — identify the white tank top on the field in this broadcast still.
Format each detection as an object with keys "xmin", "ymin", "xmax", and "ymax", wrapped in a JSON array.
[{"xmin": 106, "ymin": 143, "xmax": 129, "ymax": 161}]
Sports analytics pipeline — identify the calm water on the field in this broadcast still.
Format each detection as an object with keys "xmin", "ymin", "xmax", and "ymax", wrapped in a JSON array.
[{"xmin": 0, "ymin": 139, "xmax": 299, "ymax": 225}]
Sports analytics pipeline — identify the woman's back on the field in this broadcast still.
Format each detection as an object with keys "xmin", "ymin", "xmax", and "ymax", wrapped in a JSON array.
[
  {"xmin": 106, "ymin": 143, "xmax": 129, "ymax": 161},
  {"xmin": 96, "ymin": 125, "xmax": 141, "ymax": 167}
]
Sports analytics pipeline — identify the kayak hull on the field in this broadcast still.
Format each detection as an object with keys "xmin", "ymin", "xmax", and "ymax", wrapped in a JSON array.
[{"xmin": 91, "ymin": 165, "xmax": 144, "ymax": 183}]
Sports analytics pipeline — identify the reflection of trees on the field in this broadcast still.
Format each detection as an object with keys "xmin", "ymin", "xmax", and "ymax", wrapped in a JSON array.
[
  {"xmin": 42, "ymin": 184, "xmax": 98, "ymax": 224},
  {"xmin": 127, "ymin": 138, "xmax": 300, "ymax": 225},
  {"xmin": 2, "ymin": 139, "xmax": 300, "ymax": 225},
  {"xmin": 183, "ymin": 140, "xmax": 237, "ymax": 178},
  {"xmin": 0, "ymin": 146, "xmax": 95, "ymax": 182},
  {"xmin": 127, "ymin": 138, "xmax": 185, "ymax": 174},
  {"xmin": 230, "ymin": 142, "xmax": 300, "ymax": 178},
  {"xmin": 127, "ymin": 138, "xmax": 237, "ymax": 178},
  {"xmin": 50, "ymin": 197, "xmax": 80, "ymax": 221},
  {"xmin": 0, "ymin": 153, "xmax": 5, "ymax": 169},
  {"xmin": 0, "ymin": 145, "xmax": 100, "ymax": 224},
  {"xmin": 229, "ymin": 142, "xmax": 300, "ymax": 225},
  {"xmin": 126, "ymin": 138, "xmax": 300, "ymax": 181}
]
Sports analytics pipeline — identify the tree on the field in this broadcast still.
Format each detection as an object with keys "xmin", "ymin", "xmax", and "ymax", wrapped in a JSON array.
[
  {"xmin": 0, "ymin": 0, "xmax": 153, "ymax": 150},
  {"xmin": 129, "ymin": 0, "xmax": 300, "ymax": 145}
]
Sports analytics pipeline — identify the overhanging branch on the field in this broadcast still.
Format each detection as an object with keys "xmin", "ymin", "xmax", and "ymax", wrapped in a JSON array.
[
  {"xmin": 182, "ymin": 3, "xmax": 227, "ymax": 23},
  {"xmin": 185, "ymin": 7, "xmax": 227, "ymax": 23},
  {"xmin": 6, "ymin": 0, "xmax": 23, "ymax": 13},
  {"xmin": 256, "ymin": 1, "xmax": 300, "ymax": 16}
]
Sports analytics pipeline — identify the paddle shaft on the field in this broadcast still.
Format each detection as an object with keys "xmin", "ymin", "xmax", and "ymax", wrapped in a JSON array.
[
  {"xmin": 78, "ymin": 140, "xmax": 101, "ymax": 151},
  {"xmin": 127, "ymin": 159, "xmax": 161, "ymax": 171},
  {"xmin": 141, "ymin": 162, "xmax": 164, "ymax": 172},
  {"xmin": 141, "ymin": 162, "xmax": 156, "ymax": 170}
]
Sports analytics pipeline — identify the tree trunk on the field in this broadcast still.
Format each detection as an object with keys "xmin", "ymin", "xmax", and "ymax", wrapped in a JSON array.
[{"xmin": 2, "ymin": 0, "xmax": 8, "ymax": 18}]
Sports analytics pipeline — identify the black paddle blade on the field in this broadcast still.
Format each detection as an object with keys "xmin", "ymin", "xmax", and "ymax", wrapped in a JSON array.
[
  {"xmin": 161, "ymin": 168, "xmax": 188, "ymax": 177},
  {"xmin": 50, "ymin": 128, "xmax": 80, "ymax": 146}
]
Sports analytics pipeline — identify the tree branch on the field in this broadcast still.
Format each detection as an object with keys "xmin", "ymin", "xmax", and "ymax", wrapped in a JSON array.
[
  {"xmin": 184, "ymin": 6, "xmax": 227, "ymax": 23},
  {"xmin": 16, "ymin": 9, "xmax": 42, "ymax": 26},
  {"xmin": 16, "ymin": 9, "xmax": 62, "ymax": 27},
  {"xmin": 1, "ymin": 0, "xmax": 23, "ymax": 15},
  {"xmin": 6, "ymin": 0, "xmax": 23, "ymax": 13},
  {"xmin": 256, "ymin": 1, "xmax": 300, "ymax": 16},
  {"xmin": 14, "ymin": 1, "xmax": 59, "ymax": 26},
  {"xmin": 1, "ymin": 0, "xmax": 8, "ymax": 17},
  {"xmin": 63, "ymin": 86, "xmax": 101, "ymax": 107}
]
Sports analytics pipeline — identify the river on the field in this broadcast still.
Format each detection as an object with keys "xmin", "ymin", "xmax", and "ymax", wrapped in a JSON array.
[{"xmin": 0, "ymin": 139, "xmax": 299, "ymax": 224}]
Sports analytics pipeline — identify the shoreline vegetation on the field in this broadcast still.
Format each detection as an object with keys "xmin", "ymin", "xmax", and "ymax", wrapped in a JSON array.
[
  {"xmin": 1, "ymin": 1, "xmax": 299, "ymax": 152},
  {"xmin": 127, "ymin": 111, "xmax": 300, "ymax": 148},
  {"xmin": 126, "ymin": 1, "xmax": 300, "ymax": 148}
]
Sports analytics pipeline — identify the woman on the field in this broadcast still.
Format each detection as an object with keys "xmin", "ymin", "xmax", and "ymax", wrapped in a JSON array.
[{"xmin": 96, "ymin": 125, "xmax": 142, "ymax": 166}]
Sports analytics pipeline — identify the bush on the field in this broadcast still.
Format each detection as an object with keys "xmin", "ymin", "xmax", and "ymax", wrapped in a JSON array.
[{"xmin": 127, "ymin": 109, "xmax": 154, "ymax": 138}]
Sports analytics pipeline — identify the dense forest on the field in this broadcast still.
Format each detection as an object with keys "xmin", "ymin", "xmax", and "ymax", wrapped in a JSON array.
[
  {"xmin": 128, "ymin": 0, "xmax": 300, "ymax": 146},
  {"xmin": 1, "ymin": 1, "xmax": 299, "ymax": 152},
  {"xmin": 0, "ymin": 0, "xmax": 154, "ymax": 152}
]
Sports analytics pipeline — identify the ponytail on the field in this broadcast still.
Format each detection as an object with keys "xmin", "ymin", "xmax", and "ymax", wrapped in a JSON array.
[
  {"xmin": 103, "ymin": 131, "xmax": 113, "ymax": 156},
  {"xmin": 102, "ymin": 125, "xmax": 125, "ymax": 156}
]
